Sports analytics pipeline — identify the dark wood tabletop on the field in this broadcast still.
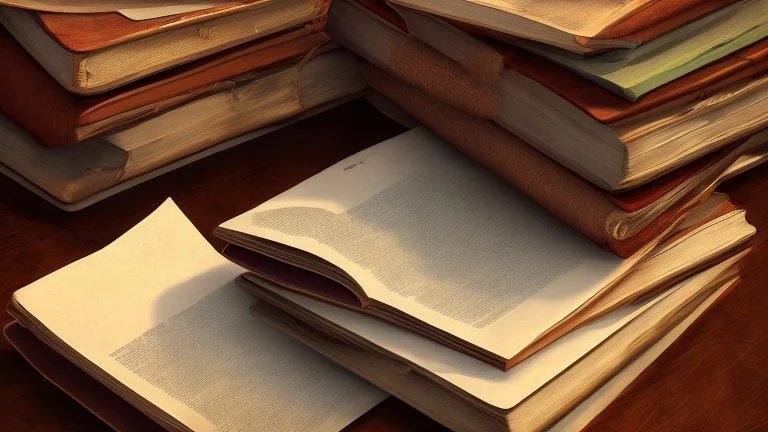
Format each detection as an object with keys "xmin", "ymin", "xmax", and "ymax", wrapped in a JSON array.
[{"xmin": 1, "ymin": 99, "xmax": 766, "ymax": 432}]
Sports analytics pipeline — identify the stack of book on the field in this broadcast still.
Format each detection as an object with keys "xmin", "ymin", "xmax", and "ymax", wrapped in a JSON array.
[
  {"xmin": 326, "ymin": 0, "xmax": 768, "ymax": 257},
  {"xmin": 3, "ymin": 1, "xmax": 766, "ymax": 432},
  {"xmin": 0, "ymin": 0, "xmax": 365, "ymax": 210},
  {"xmin": 215, "ymin": 1, "xmax": 765, "ymax": 430}
]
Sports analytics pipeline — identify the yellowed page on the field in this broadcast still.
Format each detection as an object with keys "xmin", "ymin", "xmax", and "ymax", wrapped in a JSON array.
[
  {"xmin": 391, "ymin": 0, "xmax": 651, "ymax": 37},
  {"xmin": 13, "ymin": 199, "xmax": 385, "ymax": 432}
]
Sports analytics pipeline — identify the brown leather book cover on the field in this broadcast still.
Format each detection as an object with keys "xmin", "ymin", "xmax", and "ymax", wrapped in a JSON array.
[
  {"xmin": 4, "ymin": 322, "xmax": 164, "ymax": 432},
  {"xmin": 359, "ymin": 62, "xmax": 762, "ymax": 258},
  {"xmin": 0, "ymin": 26, "xmax": 330, "ymax": 147},
  {"xmin": 35, "ymin": 0, "xmax": 331, "ymax": 53}
]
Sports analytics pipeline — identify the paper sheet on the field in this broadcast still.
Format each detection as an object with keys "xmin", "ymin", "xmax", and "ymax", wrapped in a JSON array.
[
  {"xmin": 13, "ymin": 199, "xmax": 385, "ymax": 432},
  {"xmin": 118, "ymin": 4, "xmax": 216, "ymax": 20}
]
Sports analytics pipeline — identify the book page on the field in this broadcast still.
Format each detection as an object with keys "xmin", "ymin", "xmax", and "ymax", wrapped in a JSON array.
[
  {"xmin": 220, "ymin": 127, "xmax": 626, "ymax": 359},
  {"xmin": 13, "ymin": 199, "xmax": 385, "ymax": 432},
  {"xmin": 0, "ymin": 1, "xmax": 215, "ymax": 13},
  {"xmin": 118, "ymin": 4, "xmax": 215, "ymax": 20},
  {"xmin": 475, "ymin": 0, "xmax": 647, "ymax": 34},
  {"xmin": 265, "ymin": 257, "xmax": 736, "ymax": 409},
  {"xmin": 393, "ymin": 0, "xmax": 650, "ymax": 36}
]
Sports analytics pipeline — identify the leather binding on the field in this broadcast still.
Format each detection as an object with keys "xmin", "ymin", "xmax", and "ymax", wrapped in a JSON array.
[
  {"xmin": 0, "ymin": 26, "xmax": 331, "ymax": 147},
  {"xmin": 360, "ymin": 62, "xmax": 767, "ymax": 258}
]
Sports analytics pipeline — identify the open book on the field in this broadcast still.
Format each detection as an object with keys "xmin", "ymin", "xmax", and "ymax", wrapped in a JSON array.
[
  {"xmin": 248, "ymin": 254, "xmax": 742, "ymax": 432},
  {"xmin": 215, "ymin": 128, "xmax": 754, "ymax": 369},
  {"xmin": 7, "ymin": 199, "xmax": 385, "ymax": 431}
]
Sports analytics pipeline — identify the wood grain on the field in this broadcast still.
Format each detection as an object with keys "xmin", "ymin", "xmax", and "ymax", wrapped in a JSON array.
[{"xmin": 1, "ymin": 99, "xmax": 766, "ymax": 431}]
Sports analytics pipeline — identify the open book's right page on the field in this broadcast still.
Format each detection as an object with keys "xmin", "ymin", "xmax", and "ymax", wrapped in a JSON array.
[{"xmin": 220, "ymin": 127, "xmax": 626, "ymax": 360}]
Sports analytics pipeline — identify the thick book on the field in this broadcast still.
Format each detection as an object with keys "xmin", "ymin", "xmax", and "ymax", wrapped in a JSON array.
[
  {"xmin": 361, "ymin": 63, "xmax": 768, "ymax": 257},
  {"xmin": 328, "ymin": 0, "xmax": 768, "ymax": 190},
  {"xmin": 6, "ymin": 199, "xmax": 386, "ymax": 432},
  {"xmin": 0, "ymin": 97, "xmax": 353, "ymax": 212},
  {"xmin": 387, "ymin": 0, "xmax": 744, "ymax": 54},
  {"xmin": 214, "ymin": 128, "xmax": 755, "ymax": 370},
  {"xmin": 246, "ymin": 256, "xmax": 741, "ymax": 432},
  {"xmin": 0, "ymin": 49, "xmax": 366, "ymax": 206},
  {"xmin": 0, "ymin": 0, "xmax": 330, "ymax": 94},
  {"xmin": 506, "ymin": 0, "xmax": 768, "ymax": 100},
  {"xmin": 0, "ymin": 26, "xmax": 329, "ymax": 147}
]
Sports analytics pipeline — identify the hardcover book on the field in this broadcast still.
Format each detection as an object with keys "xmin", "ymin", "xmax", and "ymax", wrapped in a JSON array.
[
  {"xmin": 361, "ymin": 63, "xmax": 768, "ymax": 257},
  {"xmin": 0, "ymin": 26, "xmax": 330, "ymax": 147},
  {"xmin": 0, "ymin": 0, "xmax": 330, "ymax": 93},
  {"xmin": 328, "ymin": 0, "xmax": 768, "ymax": 190},
  {"xmin": 0, "ymin": 49, "xmax": 365, "ymax": 206}
]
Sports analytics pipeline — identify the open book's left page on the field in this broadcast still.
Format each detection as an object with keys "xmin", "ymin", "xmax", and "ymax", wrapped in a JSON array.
[{"xmin": 12, "ymin": 199, "xmax": 385, "ymax": 432}]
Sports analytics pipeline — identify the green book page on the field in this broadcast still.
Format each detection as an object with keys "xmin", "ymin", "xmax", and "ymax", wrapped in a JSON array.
[{"xmin": 523, "ymin": 0, "xmax": 768, "ymax": 100}]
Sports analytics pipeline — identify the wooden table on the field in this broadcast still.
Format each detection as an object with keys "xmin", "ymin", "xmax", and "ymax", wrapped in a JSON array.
[{"xmin": 1, "ymin": 99, "xmax": 766, "ymax": 431}]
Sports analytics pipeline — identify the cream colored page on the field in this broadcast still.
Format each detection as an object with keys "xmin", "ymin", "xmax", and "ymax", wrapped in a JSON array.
[
  {"xmin": 220, "ymin": 127, "xmax": 623, "ymax": 359},
  {"xmin": 270, "ymin": 258, "xmax": 734, "ymax": 410},
  {"xmin": 395, "ymin": 0, "xmax": 650, "ymax": 36},
  {"xmin": 13, "ymin": 199, "xmax": 385, "ymax": 432},
  {"xmin": 118, "ymin": 4, "xmax": 215, "ymax": 20}
]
